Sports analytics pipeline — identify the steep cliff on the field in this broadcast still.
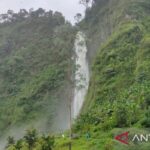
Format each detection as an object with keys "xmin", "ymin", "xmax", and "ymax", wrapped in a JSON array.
[
  {"xmin": 0, "ymin": 9, "xmax": 76, "ymax": 139},
  {"xmin": 72, "ymin": 0, "xmax": 150, "ymax": 149}
]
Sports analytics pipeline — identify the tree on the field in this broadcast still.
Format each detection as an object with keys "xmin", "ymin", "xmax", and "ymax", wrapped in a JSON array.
[
  {"xmin": 7, "ymin": 10, "xmax": 14, "ymax": 17},
  {"xmin": 8, "ymin": 136, "xmax": 15, "ymax": 144},
  {"xmin": 15, "ymin": 139, "xmax": 23, "ymax": 149},
  {"xmin": 24, "ymin": 129, "xmax": 38, "ymax": 149},
  {"xmin": 46, "ymin": 10, "xmax": 53, "ymax": 18},
  {"xmin": 36, "ymin": 8, "xmax": 45, "ymax": 17},
  {"xmin": 45, "ymin": 10, "xmax": 53, "ymax": 21},
  {"xmin": 74, "ymin": 13, "xmax": 82, "ymax": 23},
  {"xmin": 53, "ymin": 11, "xmax": 65, "ymax": 25},
  {"xmin": 6, "ymin": 145, "xmax": 17, "ymax": 150},
  {"xmin": 29, "ymin": 8, "xmax": 46, "ymax": 18},
  {"xmin": 29, "ymin": 8, "xmax": 35, "ymax": 18},
  {"xmin": 6, "ymin": 136, "xmax": 15, "ymax": 147},
  {"xmin": 1, "ymin": 14, "xmax": 8, "ymax": 22},
  {"xmin": 41, "ymin": 135, "xmax": 54, "ymax": 150},
  {"xmin": 19, "ymin": 9, "xmax": 28, "ymax": 18},
  {"xmin": 79, "ymin": 0, "xmax": 91, "ymax": 9}
]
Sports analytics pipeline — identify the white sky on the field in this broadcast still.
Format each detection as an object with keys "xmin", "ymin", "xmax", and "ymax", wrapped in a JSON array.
[{"xmin": 0, "ymin": 0, "xmax": 85, "ymax": 23}]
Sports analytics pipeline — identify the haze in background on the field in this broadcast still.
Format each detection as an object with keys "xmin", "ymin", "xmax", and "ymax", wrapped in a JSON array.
[{"xmin": 0, "ymin": 0, "xmax": 85, "ymax": 23}]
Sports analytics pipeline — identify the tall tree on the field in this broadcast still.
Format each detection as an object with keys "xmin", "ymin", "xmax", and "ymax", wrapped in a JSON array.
[
  {"xmin": 7, "ymin": 10, "xmax": 14, "ymax": 17},
  {"xmin": 24, "ymin": 129, "xmax": 37, "ymax": 150},
  {"xmin": 19, "ymin": 9, "xmax": 28, "ymax": 18},
  {"xmin": 79, "ymin": 0, "xmax": 91, "ymax": 9},
  {"xmin": 1, "ymin": 14, "xmax": 8, "ymax": 22},
  {"xmin": 74, "ymin": 13, "xmax": 82, "ymax": 23},
  {"xmin": 36, "ymin": 8, "xmax": 45, "ymax": 17},
  {"xmin": 5, "ymin": 136, "xmax": 15, "ymax": 149}
]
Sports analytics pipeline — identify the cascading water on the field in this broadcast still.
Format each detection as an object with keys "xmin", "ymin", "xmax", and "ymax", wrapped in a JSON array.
[
  {"xmin": 73, "ymin": 31, "xmax": 89, "ymax": 118},
  {"xmin": 49, "ymin": 31, "xmax": 89, "ymax": 133}
]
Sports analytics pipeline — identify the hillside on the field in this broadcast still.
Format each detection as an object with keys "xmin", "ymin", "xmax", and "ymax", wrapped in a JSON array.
[
  {"xmin": 2, "ymin": 0, "xmax": 150, "ymax": 150},
  {"xmin": 58, "ymin": 0, "xmax": 150, "ymax": 149},
  {"xmin": 81, "ymin": 0, "xmax": 150, "ymax": 124},
  {"xmin": 0, "ymin": 9, "xmax": 76, "ymax": 138},
  {"xmin": 74, "ymin": 0, "xmax": 150, "ymax": 149}
]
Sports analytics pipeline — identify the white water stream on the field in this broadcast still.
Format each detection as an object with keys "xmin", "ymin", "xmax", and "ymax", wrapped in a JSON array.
[{"xmin": 73, "ymin": 31, "xmax": 89, "ymax": 118}]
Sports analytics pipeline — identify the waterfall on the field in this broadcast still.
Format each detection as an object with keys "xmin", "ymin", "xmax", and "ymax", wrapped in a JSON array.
[{"xmin": 73, "ymin": 31, "xmax": 89, "ymax": 118}]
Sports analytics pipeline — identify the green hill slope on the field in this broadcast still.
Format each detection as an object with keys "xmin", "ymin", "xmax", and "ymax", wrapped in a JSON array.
[
  {"xmin": 80, "ymin": 0, "xmax": 150, "ymax": 129},
  {"xmin": 0, "ymin": 9, "xmax": 75, "ymax": 137},
  {"xmin": 71, "ymin": 0, "xmax": 150, "ymax": 149}
]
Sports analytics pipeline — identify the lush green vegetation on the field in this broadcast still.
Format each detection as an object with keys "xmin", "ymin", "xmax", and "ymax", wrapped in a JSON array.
[
  {"xmin": 69, "ymin": 0, "xmax": 150, "ymax": 149},
  {"xmin": 6, "ymin": 129, "xmax": 54, "ymax": 150},
  {"xmin": 0, "ymin": 9, "xmax": 76, "ymax": 137},
  {"xmin": 77, "ymin": 22, "xmax": 150, "ymax": 129},
  {"xmin": 1, "ymin": 0, "xmax": 150, "ymax": 149}
]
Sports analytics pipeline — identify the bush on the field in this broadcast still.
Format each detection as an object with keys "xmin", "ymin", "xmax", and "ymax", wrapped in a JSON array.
[
  {"xmin": 141, "ymin": 108, "xmax": 150, "ymax": 127},
  {"xmin": 114, "ymin": 105, "xmax": 129, "ymax": 127}
]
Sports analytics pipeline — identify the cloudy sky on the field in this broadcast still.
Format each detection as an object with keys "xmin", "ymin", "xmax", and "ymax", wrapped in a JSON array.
[{"xmin": 0, "ymin": 0, "xmax": 85, "ymax": 23}]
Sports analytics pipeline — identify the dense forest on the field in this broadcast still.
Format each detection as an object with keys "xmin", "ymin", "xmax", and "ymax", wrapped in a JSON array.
[
  {"xmin": 0, "ymin": 0, "xmax": 150, "ymax": 150},
  {"xmin": 0, "ymin": 8, "xmax": 76, "ymax": 141}
]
